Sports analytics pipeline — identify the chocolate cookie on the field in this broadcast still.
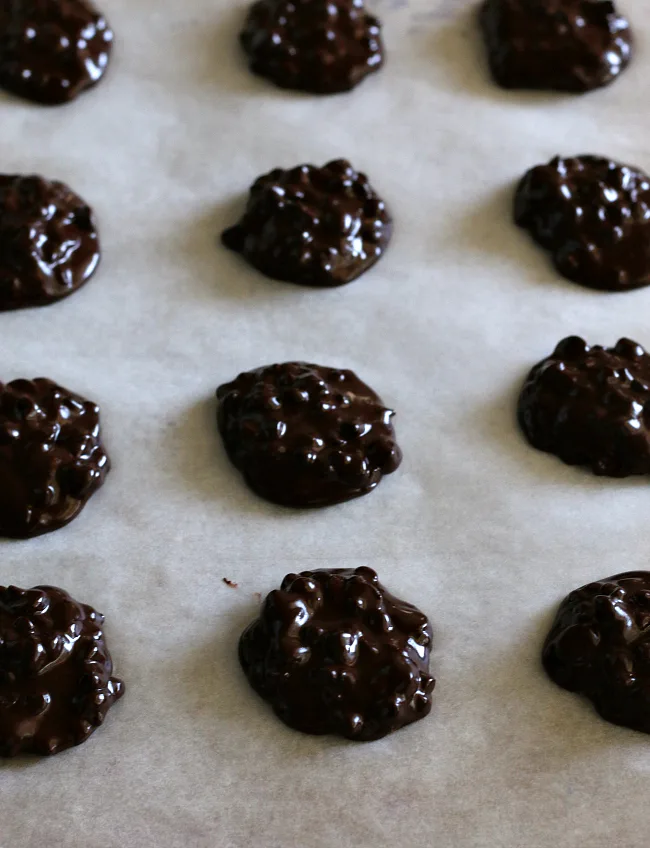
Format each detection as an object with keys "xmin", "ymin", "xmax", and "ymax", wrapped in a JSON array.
[
  {"xmin": 479, "ymin": 0, "xmax": 632, "ymax": 92},
  {"xmin": 543, "ymin": 572, "xmax": 650, "ymax": 734},
  {"xmin": 222, "ymin": 160, "xmax": 391, "ymax": 287},
  {"xmin": 0, "ymin": 377, "xmax": 110, "ymax": 538},
  {"xmin": 0, "ymin": 175, "xmax": 100, "ymax": 310},
  {"xmin": 216, "ymin": 362, "xmax": 401, "ymax": 507},
  {"xmin": 239, "ymin": 0, "xmax": 383, "ymax": 94},
  {"xmin": 0, "ymin": 584, "xmax": 123, "ymax": 756},
  {"xmin": 515, "ymin": 155, "xmax": 650, "ymax": 291},
  {"xmin": 0, "ymin": 0, "xmax": 113, "ymax": 105},
  {"xmin": 240, "ymin": 567, "xmax": 434, "ymax": 741},
  {"xmin": 518, "ymin": 336, "xmax": 650, "ymax": 477}
]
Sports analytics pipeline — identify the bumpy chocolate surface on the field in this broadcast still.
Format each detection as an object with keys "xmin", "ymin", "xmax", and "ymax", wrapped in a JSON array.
[
  {"xmin": 0, "ymin": 175, "xmax": 100, "ymax": 310},
  {"xmin": 239, "ymin": 0, "xmax": 383, "ymax": 94},
  {"xmin": 222, "ymin": 160, "xmax": 391, "ymax": 288},
  {"xmin": 518, "ymin": 336, "xmax": 650, "ymax": 477},
  {"xmin": 0, "ymin": 378, "xmax": 110, "ymax": 538},
  {"xmin": 217, "ymin": 362, "xmax": 401, "ymax": 507},
  {"xmin": 240, "ymin": 567, "xmax": 434, "ymax": 741},
  {"xmin": 543, "ymin": 572, "xmax": 650, "ymax": 734},
  {"xmin": 0, "ymin": 585, "xmax": 123, "ymax": 756},
  {"xmin": 0, "ymin": 0, "xmax": 113, "ymax": 105},
  {"xmin": 479, "ymin": 0, "xmax": 632, "ymax": 92},
  {"xmin": 515, "ymin": 156, "xmax": 650, "ymax": 291}
]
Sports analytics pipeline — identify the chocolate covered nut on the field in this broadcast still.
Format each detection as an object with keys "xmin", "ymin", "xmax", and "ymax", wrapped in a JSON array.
[
  {"xmin": 0, "ymin": 585, "xmax": 123, "ymax": 756},
  {"xmin": 222, "ymin": 159, "xmax": 391, "ymax": 288},
  {"xmin": 479, "ymin": 0, "xmax": 632, "ymax": 92},
  {"xmin": 518, "ymin": 336, "xmax": 650, "ymax": 477},
  {"xmin": 216, "ymin": 362, "xmax": 401, "ymax": 507},
  {"xmin": 0, "ymin": 378, "xmax": 110, "ymax": 538},
  {"xmin": 0, "ymin": 0, "xmax": 113, "ymax": 105},
  {"xmin": 543, "ymin": 572, "xmax": 650, "ymax": 734},
  {"xmin": 240, "ymin": 567, "xmax": 434, "ymax": 741},
  {"xmin": 0, "ymin": 175, "xmax": 100, "ymax": 310},
  {"xmin": 515, "ymin": 156, "xmax": 650, "ymax": 291},
  {"xmin": 239, "ymin": 0, "xmax": 383, "ymax": 94}
]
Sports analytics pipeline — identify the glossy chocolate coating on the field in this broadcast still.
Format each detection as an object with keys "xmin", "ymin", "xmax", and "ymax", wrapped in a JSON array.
[
  {"xmin": 518, "ymin": 336, "xmax": 650, "ymax": 477},
  {"xmin": 0, "ymin": 585, "xmax": 123, "ymax": 756},
  {"xmin": 515, "ymin": 156, "xmax": 650, "ymax": 292},
  {"xmin": 222, "ymin": 159, "xmax": 391, "ymax": 288},
  {"xmin": 479, "ymin": 0, "xmax": 632, "ymax": 92},
  {"xmin": 239, "ymin": 0, "xmax": 383, "ymax": 94},
  {"xmin": 0, "ymin": 378, "xmax": 110, "ymax": 538},
  {"xmin": 240, "ymin": 567, "xmax": 434, "ymax": 741},
  {"xmin": 543, "ymin": 572, "xmax": 650, "ymax": 734},
  {"xmin": 216, "ymin": 362, "xmax": 401, "ymax": 507},
  {"xmin": 0, "ymin": 0, "xmax": 113, "ymax": 106},
  {"xmin": 0, "ymin": 175, "xmax": 100, "ymax": 310}
]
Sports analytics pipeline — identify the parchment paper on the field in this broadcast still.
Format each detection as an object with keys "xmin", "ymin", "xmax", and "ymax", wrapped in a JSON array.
[{"xmin": 1, "ymin": 1, "xmax": 650, "ymax": 845}]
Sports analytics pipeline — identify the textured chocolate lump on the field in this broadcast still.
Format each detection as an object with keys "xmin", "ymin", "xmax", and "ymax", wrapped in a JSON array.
[
  {"xmin": 0, "ymin": 174, "xmax": 100, "ymax": 310},
  {"xmin": 216, "ymin": 362, "xmax": 401, "ymax": 507},
  {"xmin": 0, "ymin": 0, "xmax": 113, "ymax": 105},
  {"xmin": 543, "ymin": 572, "xmax": 650, "ymax": 734},
  {"xmin": 480, "ymin": 0, "xmax": 632, "ymax": 92},
  {"xmin": 0, "ymin": 584, "xmax": 123, "ymax": 756},
  {"xmin": 240, "ymin": 567, "xmax": 435, "ymax": 741},
  {"xmin": 222, "ymin": 159, "xmax": 391, "ymax": 287},
  {"xmin": 515, "ymin": 156, "xmax": 650, "ymax": 291},
  {"xmin": 0, "ymin": 377, "xmax": 110, "ymax": 538},
  {"xmin": 518, "ymin": 336, "xmax": 650, "ymax": 477},
  {"xmin": 240, "ymin": 0, "xmax": 383, "ymax": 94}
]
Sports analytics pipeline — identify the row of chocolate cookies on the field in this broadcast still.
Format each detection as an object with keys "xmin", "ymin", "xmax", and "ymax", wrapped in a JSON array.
[
  {"xmin": 4, "ymin": 562, "xmax": 645, "ymax": 755},
  {"xmin": 12, "ymin": 331, "xmax": 650, "ymax": 534},
  {"xmin": 2, "ymin": 561, "xmax": 645, "ymax": 752},
  {"xmin": 240, "ymin": 0, "xmax": 636, "ymax": 96},
  {"xmin": 240, "ymin": 565, "xmax": 650, "ymax": 743},
  {"xmin": 0, "ymin": 0, "xmax": 117, "ymax": 761},
  {"xmin": 2, "ymin": 0, "xmax": 634, "ymax": 108},
  {"xmin": 0, "ymin": 379, "xmax": 123, "ymax": 756},
  {"xmin": 487, "ymin": 0, "xmax": 650, "ymax": 744},
  {"xmin": 4, "ymin": 149, "xmax": 649, "ymax": 314}
]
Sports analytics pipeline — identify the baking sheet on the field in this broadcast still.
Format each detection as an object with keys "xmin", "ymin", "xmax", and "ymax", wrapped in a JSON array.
[{"xmin": 2, "ymin": 1, "xmax": 650, "ymax": 845}]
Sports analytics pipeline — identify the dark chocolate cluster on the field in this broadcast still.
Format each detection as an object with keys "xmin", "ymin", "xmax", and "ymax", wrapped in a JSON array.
[
  {"xmin": 216, "ymin": 362, "xmax": 401, "ymax": 507},
  {"xmin": 239, "ymin": 0, "xmax": 383, "ymax": 94},
  {"xmin": 479, "ymin": 0, "xmax": 632, "ymax": 92},
  {"xmin": 0, "ymin": 378, "xmax": 110, "ymax": 538},
  {"xmin": 515, "ymin": 155, "xmax": 650, "ymax": 291},
  {"xmin": 240, "ymin": 567, "xmax": 435, "ymax": 741},
  {"xmin": 543, "ymin": 572, "xmax": 650, "ymax": 734},
  {"xmin": 0, "ymin": 585, "xmax": 123, "ymax": 756},
  {"xmin": 222, "ymin": 159, "xmax": 391, "ymax": 288},
  {"xmin": 518, "ymin": 336, "xmax": 650, "ymax": 477},
  {"xmin": 0, "ymin": 0, "xmax": 113, "ymax": 105},
  {"xmin": 0, "ymin": 175, "xmax": 100, "ymax": 310}
]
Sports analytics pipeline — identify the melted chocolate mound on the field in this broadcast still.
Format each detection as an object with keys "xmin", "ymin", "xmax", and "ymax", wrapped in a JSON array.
[
  {"xmin": 544, "ymin": 572, "xmax": 650, "ymax": 734},
  {"xmin": 240, "ymin": 567, "xmax": 434, "ymax": 741},
  {"xmin": 217, "ymin": 362, "xmax": 401, "ymax": 507},
  {"xmin": 0, "ymin": 377, "xmax": 110, "ymax": 538},
  {"xmin": 239, "ymin": 0, "xmax": 383, "ymax": 94},
  {"xmin": 0, "ymin": 584, "xmax": 123, "ymax": 756},
  {"xmin": 222, "ymin": 159, "xmax": 391, "ymax": 287},
  {"xmin": 515, "ymin": 155, "xmax": 650, "ymax": 291},
  {"xmin": 518, "ymin": 336, "xmax": 650, "ymax": 477},
  {"xmin": 0, "ymin": 0, "xmax": 113, "ymax": 105},
  {"xmin": 0, "ymin": 174, "xmax": 100, "ymax": 310},
  {"xmin": 480, "ymin": 0, "xmax": 632, "ymax": 92}
]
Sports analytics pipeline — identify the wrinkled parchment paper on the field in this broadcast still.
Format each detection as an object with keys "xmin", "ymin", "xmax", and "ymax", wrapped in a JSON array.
[{"xmin": 1, "ymin": 1, "xmax": 650, "ymax": 845}]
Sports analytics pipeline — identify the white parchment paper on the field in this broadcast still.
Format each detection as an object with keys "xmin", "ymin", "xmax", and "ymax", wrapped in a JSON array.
[{"xmin": 1, "ymin": 1, "xmax": 650, "ymax": 845}]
